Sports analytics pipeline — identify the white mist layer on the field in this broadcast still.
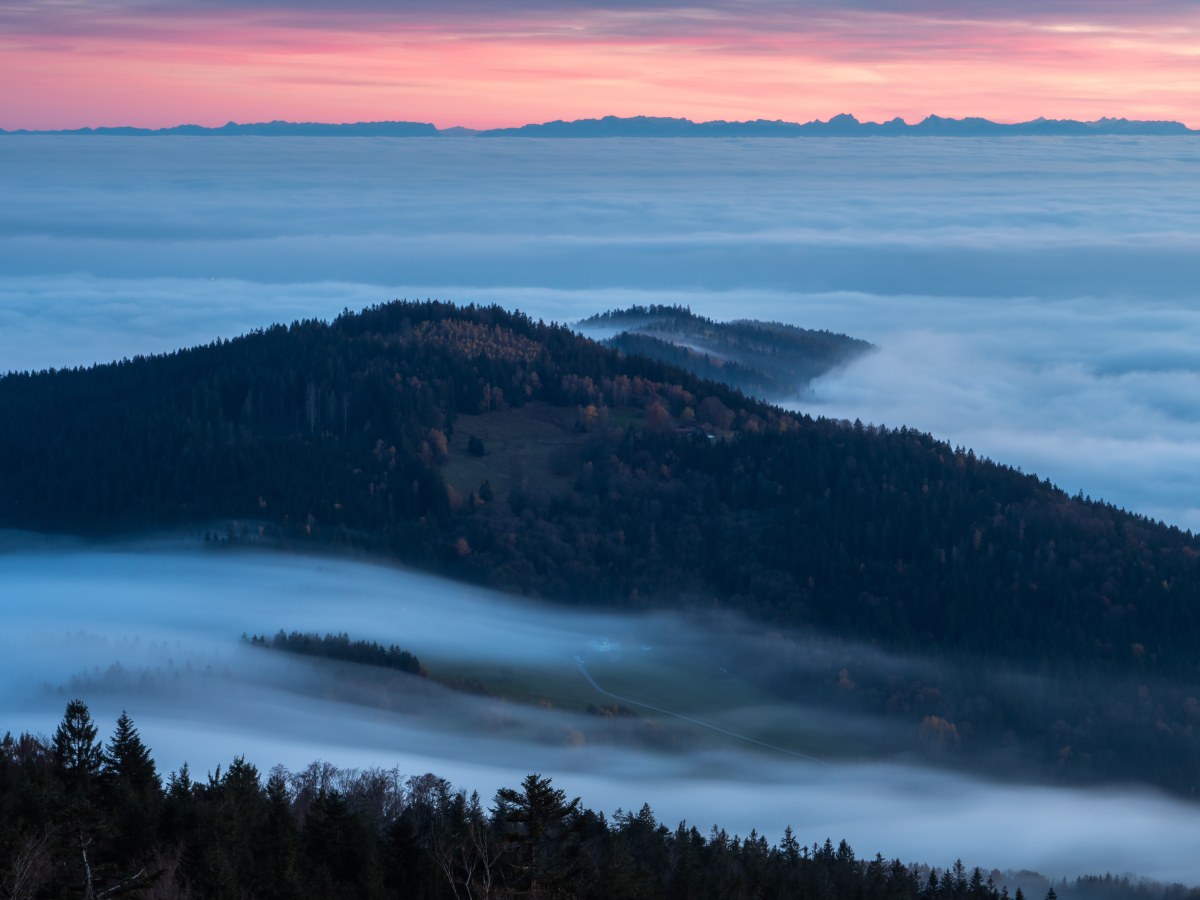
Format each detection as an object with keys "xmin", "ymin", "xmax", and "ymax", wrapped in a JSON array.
[{"xmin": 3, "ymin": 542, "xmax": 1200, "ymax": 884}]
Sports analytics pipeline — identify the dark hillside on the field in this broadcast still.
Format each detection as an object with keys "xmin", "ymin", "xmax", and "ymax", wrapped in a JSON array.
[
  {"xmin": 4, "ymin": 301, "xmax": 1200, "ymax": 790},
  {"xmin": 1, "ymin": 301, "xmax": 1196, "ymax": 670}
]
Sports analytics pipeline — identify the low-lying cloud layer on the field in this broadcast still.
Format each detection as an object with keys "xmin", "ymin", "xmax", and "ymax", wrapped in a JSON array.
[
  {"xmin": 2, "ymin": 136, "xmax": 1199, "ymax": 528},
  {"xmin": 5, "ymin": 543, "xmax": 1200, "ymax": 884}
]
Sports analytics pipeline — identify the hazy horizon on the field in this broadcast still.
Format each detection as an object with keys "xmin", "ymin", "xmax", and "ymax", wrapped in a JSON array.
[{"xmin": 4, "ymin": 110, "xmax": 1197, "ymax": 132}]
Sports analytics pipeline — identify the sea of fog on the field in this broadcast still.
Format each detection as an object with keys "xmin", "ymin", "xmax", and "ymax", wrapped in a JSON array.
[
  {"xmin": 1, "ymin": 136, "xmax": 1199, "ymax": 527},
  {"xmin": 5, "ymin": 541, "xmax": 1200, "ymax": 885},
  {"xmin": 3, "ymin": 136, "xmax": 1200, "ymax": 883}
]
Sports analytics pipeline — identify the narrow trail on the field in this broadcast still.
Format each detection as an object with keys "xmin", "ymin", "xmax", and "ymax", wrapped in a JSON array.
[{"xmin": 574, "ymin": 657, "xmax": 823, "ymax": 764}]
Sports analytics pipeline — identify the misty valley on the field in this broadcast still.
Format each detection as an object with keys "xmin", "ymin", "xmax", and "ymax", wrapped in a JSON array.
[
  {"xmin": 4, "ymin": 136, "xmax": 1200, "ymax": 898},
  {"xmin": 5, "ymin": 300, "xmax": 1200, "ymax": 896},
  {"xmin": 9, "ymin": 542, "xmax": 1200, "ymax": 898}
]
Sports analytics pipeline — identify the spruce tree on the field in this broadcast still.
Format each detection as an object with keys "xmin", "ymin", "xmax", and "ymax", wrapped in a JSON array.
[
  {"xmin": 52, "ymin": 699, "xmax": 103, "ymax": 784},
  {"xmin": 102, "ymin": 710, "xmax": 162, "ymax": 867},
  {"xmin": 103, "ymin": 710, "xmax": 158, "ymax": 790},
  {"xmin": 494, "ymin": 774, "xmax": 582, "ymax": 900}
]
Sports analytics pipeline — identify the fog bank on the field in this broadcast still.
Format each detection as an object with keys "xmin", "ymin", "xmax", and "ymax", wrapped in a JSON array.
[
  {"xmin": 4, "ymin": 541, "xmax": 1200, "ymax": 883},
  {"xmin": 3, "ymin": 137, "xmax": 1199, "ymax": 527}
]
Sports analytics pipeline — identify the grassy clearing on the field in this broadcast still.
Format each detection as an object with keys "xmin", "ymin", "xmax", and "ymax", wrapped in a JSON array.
[
  {"xmin": 441, "ymin": 402, "xmax": 647, "ymax": 505},
  {"xmin": 427, "ymin": 645, "xmax": 865, "ymax": 760},
  {"xmin": 426, "ymin": 656, "xmax": 598, "ymax": 709},
  {"xmin": 442, "ymin": 402, "xmax": 584, "ymax": 503}
]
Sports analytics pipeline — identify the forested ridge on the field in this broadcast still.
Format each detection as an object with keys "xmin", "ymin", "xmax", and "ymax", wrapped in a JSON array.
[
  {"xmin": 4, "ymin": 300, "xmax": 1200, "ymax": 791},
  {"xmin": 243, "ymin": 631, "xmax": 424, "ymax": 676},
  {"xmin": 579, "ymin": 304, "xmax": 871, "ymax": 398},
  {"xmin": 0, "ymin": 702, "xmax": 1189, "ymax": 900}
]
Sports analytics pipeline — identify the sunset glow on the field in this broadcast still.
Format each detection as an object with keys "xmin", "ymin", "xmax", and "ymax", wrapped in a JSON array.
[{"xmin": 2, "ymin": 1, "xmax": 1198, "ymax": 129}]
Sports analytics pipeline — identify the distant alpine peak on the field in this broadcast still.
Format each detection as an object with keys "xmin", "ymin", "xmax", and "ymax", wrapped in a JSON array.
[
  {"xmin": 2, "ymin": 113, "xmax": 1194, "ymax": 137},
  {"xmin": 475, "ymin": 113, "xmax": 1195, "ymax": 137}
]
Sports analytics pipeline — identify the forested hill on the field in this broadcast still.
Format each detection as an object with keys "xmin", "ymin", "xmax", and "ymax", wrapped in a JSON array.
[
  {"xmin": 1, "ymin": 301, "xmax": 1198, "ymax": 678},
  {"xmin": 577, "ymin": 304, "xmax": 871, "ymax": 399}
]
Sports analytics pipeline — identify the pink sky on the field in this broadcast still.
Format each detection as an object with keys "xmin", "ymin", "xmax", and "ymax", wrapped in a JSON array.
[{"xmin": 2, "ymin": 2, "xmax": 1198, "ymax": 129}]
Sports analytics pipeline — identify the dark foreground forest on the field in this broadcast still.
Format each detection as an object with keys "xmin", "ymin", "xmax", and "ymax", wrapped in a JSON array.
[
  {"xmin": 3, "ymin": 301, "xmax": 1200, "ymax": 793},
  {"xmin": 1, "ymin": 702, "xmax": 1191, "ymax": 900}
]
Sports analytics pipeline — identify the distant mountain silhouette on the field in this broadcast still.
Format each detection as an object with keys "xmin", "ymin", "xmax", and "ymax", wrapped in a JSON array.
[
  {"xmin": 0, "ymin": 119, "xmax": 439, "ymax": 137},
  {"xmin": 476, "ymin": 113, "xmax": 1196, "ymax": 137},
  {"xmin": 1, "ymin": 114, "xmax": 1194, "ymax": 137}
]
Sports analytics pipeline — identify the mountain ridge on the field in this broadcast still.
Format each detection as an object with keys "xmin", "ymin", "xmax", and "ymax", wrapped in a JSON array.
[
  {"xmin": 6, "ymin": 300, "xmax": 1200, "ymax": 794},
  {"xmin": 2, "ymin": 113, "xmax": 1194, "ymax": 137},
  {"xmin": 576, "ymin": 304, "xmax": 873, "ymax": 400},
  {"xmin": 477, "ymin": 113, "xmax": 1197, "ymax": 137},
  {"xmin": 1, "ymin": 299, "xmax": 1194, "ymax": 668}
]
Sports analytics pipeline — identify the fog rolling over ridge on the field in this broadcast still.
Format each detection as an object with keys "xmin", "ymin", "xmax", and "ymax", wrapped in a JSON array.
[
  {"xmin": 5, "ymin": 540, "xmax": 1200, "ymax": 884},
  {"xmin": 5, "ymin": 134, "xmax": 1200, "ymax": 889},
  {"xmin": 2, "ymin": 136, "xmax": 1200, "ymax": 528}
]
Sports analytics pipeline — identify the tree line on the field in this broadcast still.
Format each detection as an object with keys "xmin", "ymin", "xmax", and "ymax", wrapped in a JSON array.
[
  {"xmin": 1, "ymin": 702, "xmax": 1185, "ymax": 900},
  {"xmin": 243, "ymin": 631, "xmax": 424, "ymax": 676}
]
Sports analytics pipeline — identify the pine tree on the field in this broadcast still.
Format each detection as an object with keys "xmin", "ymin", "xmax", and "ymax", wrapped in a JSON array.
[
  {"xmin": 923, "ymin": 869, "xmax": 940, "ymax": 899},
  {"xmin": 494, "ymin": 774, "xmax": 582, "ymax": 899},
  {"xmin": 103, "ymin": 710, "xmax": 158, "ymax": 790},
  {"xmin": 779, "ymin": 824, "xmax": 800, "ymax": 863},
  {"xmin": 167, "ymin": 762, "xmax": 193, "ymax": 799},
  {"xmin": 102, "ymin": 710, "xmax": 162, "ymax": 867},
  {"xmin": 258, "ymin": 769, "xmax": 302, "ymax": 899},
  {"xmin": 52, "ymin": 699, "xmax": 103, "ymax": 784}
]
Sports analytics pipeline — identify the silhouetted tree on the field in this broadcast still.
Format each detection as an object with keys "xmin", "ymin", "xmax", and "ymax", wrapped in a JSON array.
[
  {"xmin": 494, "ymin": 774, "xmax": 582, "ymax": 899},
  {"xmin": 53, "ymin": 700, "xmax": 103, "ymax": 786}
]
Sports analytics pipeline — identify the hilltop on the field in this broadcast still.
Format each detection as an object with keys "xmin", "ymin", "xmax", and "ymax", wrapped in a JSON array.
[
  {"xmin": 0, "ymin": 300, "xmax": 1194, "ymax": 668},
  {"xmin": 4, "ymin": 301, "xmax": 1200, "ymax": 792},
  {"xmin": 577, "ymin": 305, "xmax": 872, "ymax": 400}
]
